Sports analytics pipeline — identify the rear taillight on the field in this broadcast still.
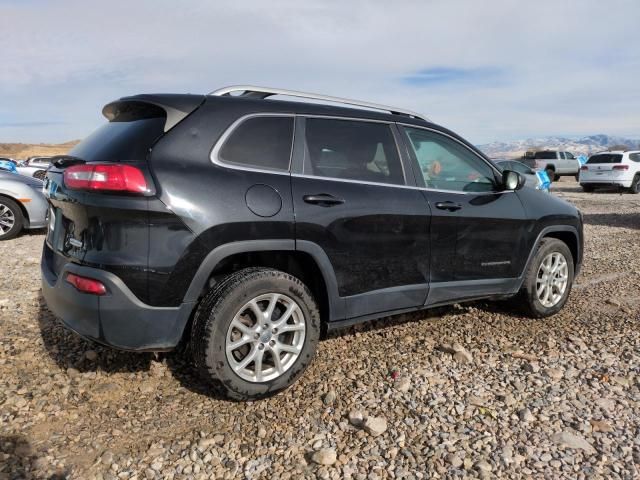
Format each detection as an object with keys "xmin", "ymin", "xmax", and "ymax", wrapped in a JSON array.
[
  {"xmin": 63, "ymin": 163, "xmax": 148, "ymax": 193},
  {"xmin": 580, "ymin": 165, "xmax": 589, "ymax": 171},
  {"xmin": 66, "ymin": 273, "xmax": 107, "ymax": 295},
  {"xmin": 612, "ymin": 165, "xmax": 629, "ymax": 171}
]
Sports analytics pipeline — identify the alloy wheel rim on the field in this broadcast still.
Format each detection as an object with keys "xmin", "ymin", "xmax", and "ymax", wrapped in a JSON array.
[
  {"xmin": 536, "ymin": 252, "xmax": 568, "ymax": 308},
  {"xmin": 0, "ymin": 204, "xmax": 15, "ymax": 236},
  {"xmin": 225, "ymin": 293, "xmax": 306, "ymax": 383}
]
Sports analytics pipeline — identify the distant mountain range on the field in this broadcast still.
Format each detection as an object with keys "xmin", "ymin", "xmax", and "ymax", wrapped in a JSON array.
[{"xmin": 478, "ymin": 134, "xmax": 640, "ymax": 159}]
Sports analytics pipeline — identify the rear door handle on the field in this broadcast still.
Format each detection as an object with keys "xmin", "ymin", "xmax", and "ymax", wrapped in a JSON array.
[
  {"xmin": 303, "ymin": 194, "xmax": 345, "ymax": 206},
  {"xmin": 435, "ymin": 201, "xmax": 462, "ymax": 212}
]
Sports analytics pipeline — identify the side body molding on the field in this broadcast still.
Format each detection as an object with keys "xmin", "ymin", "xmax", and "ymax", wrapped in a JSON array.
[{"xmin": 425, "ymin": 225, "xmax": 581, "ymax": 307}]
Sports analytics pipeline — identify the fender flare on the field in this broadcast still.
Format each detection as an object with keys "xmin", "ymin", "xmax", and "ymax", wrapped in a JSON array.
[
  {"xmin": 516, "ymin": 225, "xmax": 581, "ymax": 290},
  {"xmin": 182, "ymin": 239, "xmax": 345, "ymax": 321}
]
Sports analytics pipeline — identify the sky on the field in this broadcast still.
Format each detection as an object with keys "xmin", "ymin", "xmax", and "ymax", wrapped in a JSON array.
[{"xmin": 1, "ymin": 0, "xmax": 639, "ymax": 144}]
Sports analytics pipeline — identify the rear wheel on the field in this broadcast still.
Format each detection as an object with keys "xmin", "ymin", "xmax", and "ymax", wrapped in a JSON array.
[
  {"xmin": 574, "ymin": 173, "xmax": 580, "ymax": 181},
  {"xmin": 553, "ymin": 174, "xmax": 561, "ymax": 182},
  {"xmin": 545, "ymin": 168, "xmax": 555, "ymax": 183},
  {"xmin": 191, "ymin": 268, "xmax": 321, "ymax": 400},
  {"xmin": 518, "ymin": 238, "xmax": 574, "ymax": 318},
  {"xmin": 629, "ymin": 174, "xmax": 640, "ymax": 194},
  {"xmin": 0, "ymin": 197, "xmax": 24, "ymax": 240}
]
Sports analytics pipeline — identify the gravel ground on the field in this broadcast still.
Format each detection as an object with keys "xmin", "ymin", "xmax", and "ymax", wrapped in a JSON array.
[{"xmin": 1, "ymin": 179, "xmax": 639, "ymax": 479}]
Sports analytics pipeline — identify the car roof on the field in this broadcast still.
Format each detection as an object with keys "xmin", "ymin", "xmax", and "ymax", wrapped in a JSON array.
[{"xmin": 108, "ymin": 91, "xmax": 491, "ymax": 161}]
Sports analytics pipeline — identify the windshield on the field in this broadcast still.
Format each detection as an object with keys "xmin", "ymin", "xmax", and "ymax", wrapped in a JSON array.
[{"xmin": 587, "ymin": 154, "xmax": 622, "ymax": 164}]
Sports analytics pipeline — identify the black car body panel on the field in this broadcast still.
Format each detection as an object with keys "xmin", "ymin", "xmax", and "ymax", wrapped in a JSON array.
[{"xmin": 41, "ymin": 91, "xmax": 584, "ymax": 351}]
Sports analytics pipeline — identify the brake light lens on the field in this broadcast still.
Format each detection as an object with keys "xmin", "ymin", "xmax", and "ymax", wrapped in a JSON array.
[
  {"xmin": 66, "ymin": 273, "xmax": 107, "ymax": 295},
  {"xmin": 64, "ymin": 164, "xmax": 148, "ymax": 193},
  {"xmin": 612, "ymin": 165, "xmax": 629, "ymax": 170},
  {"xmin": 580, "ymin": 165, "xmax": 588, "ymax": 171}
]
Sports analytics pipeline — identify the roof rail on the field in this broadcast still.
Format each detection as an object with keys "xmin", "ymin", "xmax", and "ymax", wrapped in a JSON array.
[{"xmin": 208, "ymin": 85, "xmax": 428, "ymax": 121}]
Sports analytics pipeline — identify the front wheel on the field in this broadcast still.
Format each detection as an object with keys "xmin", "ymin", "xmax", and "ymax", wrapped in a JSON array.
[
  {"xmin": 190, "ymin": 268, "xmax": 321, "ymax": 400},
  {"xmin": 518, "ymin": 238, "xmax": 574, "ymax": 318},
  {"xmin": 545, "ymin": 169, "xmax": 555, "ymax": 183}
]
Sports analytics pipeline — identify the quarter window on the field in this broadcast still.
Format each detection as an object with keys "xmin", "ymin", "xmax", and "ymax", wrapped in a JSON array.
[
  {"xmin": 303, "ymin": 118, "xmax": 405, "ymax": 185},
  {"xmin": 218, "ymin": 116, "xmax": 294, "ymax": 171},
  {"xmin": 402, "ymin": 127, "xmax": 497, "ymax": 192},
  {"xmin": 629, "ymin": 153, "xmax": 640, "ymax": 163}
]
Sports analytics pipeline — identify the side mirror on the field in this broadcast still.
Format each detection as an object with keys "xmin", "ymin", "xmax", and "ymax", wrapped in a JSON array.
[{"xmin": 502, "ymin": 170, "xmax": 526, "ymax": 191}]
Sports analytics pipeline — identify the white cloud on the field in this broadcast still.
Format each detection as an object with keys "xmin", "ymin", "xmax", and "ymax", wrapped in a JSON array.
[{"xmin": 1, "ymin": 0, "xmax": 639, "ymax": 143}]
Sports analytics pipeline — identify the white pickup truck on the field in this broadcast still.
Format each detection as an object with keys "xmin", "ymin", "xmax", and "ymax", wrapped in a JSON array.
[{"xmin": 521, "ymin": 150, "xmax": 581, "ymax": 182}]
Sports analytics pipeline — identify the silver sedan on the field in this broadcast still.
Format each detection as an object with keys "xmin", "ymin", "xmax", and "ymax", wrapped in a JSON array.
[{"xmin": 0, "ymin": 171, "xmax": 48, "ymax": 240}]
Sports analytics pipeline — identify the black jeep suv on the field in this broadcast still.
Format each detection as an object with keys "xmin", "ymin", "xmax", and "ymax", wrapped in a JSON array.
[{"xmin": 41, "ymin": 86, "xmax": 583, "ymax": 399}]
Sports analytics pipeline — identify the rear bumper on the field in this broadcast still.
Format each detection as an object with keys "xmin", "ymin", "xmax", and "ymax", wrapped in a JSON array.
[
  {"xmin": 41, "ymin": 247, "xmax": 195, "ymax": 351},
  {"xmin": 580, "ymin": 180, "xmax": 632, "ymax": 188}
]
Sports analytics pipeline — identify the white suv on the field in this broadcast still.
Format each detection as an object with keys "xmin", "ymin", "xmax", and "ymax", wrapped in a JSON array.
[{"xmin": 579, "ymin": 151, "xmax": 640, "ymax": 194}]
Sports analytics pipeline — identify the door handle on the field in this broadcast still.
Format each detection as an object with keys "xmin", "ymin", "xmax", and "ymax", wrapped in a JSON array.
[
  {"xmin": 303, "ymin": 194, "xmax": 345, "ymax": 206},
  {"xmin": 435, "ymin": 201, "xmax": 462, "ymax": 212}
]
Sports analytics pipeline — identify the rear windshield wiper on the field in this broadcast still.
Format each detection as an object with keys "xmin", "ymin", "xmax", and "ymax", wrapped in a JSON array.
[{"xmin": 52, "ymin": 155, "xmax": 86, "ymax": 169}]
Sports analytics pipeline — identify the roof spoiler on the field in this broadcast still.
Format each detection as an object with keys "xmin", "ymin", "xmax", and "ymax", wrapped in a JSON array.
[{"xmin": 102, "ymin": 94, "xmax": 206, "ymax": 132}]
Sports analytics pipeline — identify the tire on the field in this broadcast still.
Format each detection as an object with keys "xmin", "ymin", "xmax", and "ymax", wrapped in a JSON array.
[
  {"xmin": 581, "ymin": 184, "xmax": 594, "ymax": 193},
  {"xmin": 0, "ymin": 197, "xmax": 24, "ymax": 240},
  {"xmin": 574, "ymin": 173, "xmax": 580, "ymax": 182},
  {"xmin": 191, "ymin": 268, "xmax": 321, "ymax": 400},
  {"xmin": 518, "ymin": 238, "xmax": 574, "ymax": 318},
  {"xmin": 545, "ymin": 168, "xmax": 555, "ymax": 183},
  {"xmin": 629, "ymin": 174, "xmax": 640, "ymax": 194},
  {"xmin": 33, "ymin": 170, "xmax": 47, "ymax": 180},
  {"xmin": 553, "ymin": 174, "xmax": 561, "ymax": 182}
]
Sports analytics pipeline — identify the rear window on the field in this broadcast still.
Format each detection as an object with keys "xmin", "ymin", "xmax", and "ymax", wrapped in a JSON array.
[
  {"xmin": 587, "ymin": 154, "xmax": 623, "ymax": 164},
  {"xmin": 69, "ymin": 117, "xmax": 166, "ymax": 162},
  {"xmin": 218, "ymin": 116, "xmax": 294, "ymax": 171},
  {"xmin": 534, "ymin": 151, "xmax": 558, "ymax": 160}
]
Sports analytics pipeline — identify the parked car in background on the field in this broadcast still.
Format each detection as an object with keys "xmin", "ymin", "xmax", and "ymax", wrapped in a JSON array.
[
  {"xmin": 0, "ymin": 170, "xmax": 48, "ymax": 240},
  {"xmin": 521, "ymin": 150, "xmax": 580, "ymax": 182},
  {"xmin": 41, "ymin": 86, "xmax": 583, "ymax": 399},
  {"xmin": 579, "ymin": 151, "xmax": 640, "ymax": 194},
  {"xmin": 17, "ymin": 156, "xmax": 52, "ymax": 180},
  {"xmin": 493, "ymin": 159, "xmax": 549, "ymax": 191},
  {"xmin": 0, "ymin": 159, "xmax": 18, "ymax": 173}
]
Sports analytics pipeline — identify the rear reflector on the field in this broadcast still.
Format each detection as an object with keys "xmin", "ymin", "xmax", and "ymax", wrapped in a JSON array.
[
  {"xmin": 64, "ymin": 164, "xmax": 148, "ymax": 193},
  {"xmin": 580, "ymin": 165, "xmax": 588, "ymax": 171},
  {"xmin": 66, "ymin": 273, "xmax": 107, "ymax": 295},
  {"xmin": 613, "ymin": 165, "xmax": 629, "ymax": 170}
]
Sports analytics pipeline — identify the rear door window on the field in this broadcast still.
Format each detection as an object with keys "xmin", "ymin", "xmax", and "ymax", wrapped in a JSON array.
[
  {"xmin": 303, "ymin": 118, "xmax": 405, "ymax": 185},
  {"xmin": 218, "ymin": 116, "xmax": 294, "ymax": 171},
  {"xmin": 587, "ymin": 154, "xmax": 623, "ymax": 164},
  {"xmin": 534, "ymin": 151, "xmax": 558, "ymax": 160}
]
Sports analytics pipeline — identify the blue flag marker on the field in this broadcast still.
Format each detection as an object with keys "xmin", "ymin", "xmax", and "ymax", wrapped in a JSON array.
[{"xmin": 536, "ymin": 170, "xmax": 551, "ymax": 192}]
